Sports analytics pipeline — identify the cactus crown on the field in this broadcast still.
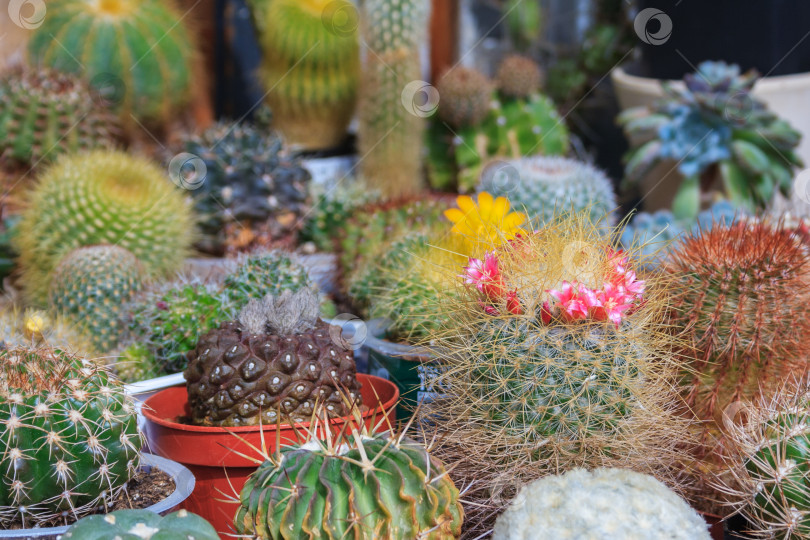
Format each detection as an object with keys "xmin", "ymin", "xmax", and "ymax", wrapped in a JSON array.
[
  {"xmin": 436, "ymin": 67, "xmax": 494, "ymax": 128},
  {"xmin": 238, "ymin": 289, "xmax": 321, "ymax": 335}
]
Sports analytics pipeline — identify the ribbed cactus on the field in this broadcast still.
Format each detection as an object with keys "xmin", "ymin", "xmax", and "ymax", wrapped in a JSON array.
[
  {"xmin": 479, "ymin": 156, "xmax": 617, "ymax": 227},
  {"xmin": 0, "ymin": 347, "xmax": 142, "ymax": 527},
  {"xmin": 0, "ymin": 68, "xmax": 120, "ymax": 167},
  {"xmin": 249, "ymin": 0, "xmax": 359, "ymax": 150},
  {"xmin": 48, "ymin": 245, "xmax": 143, "ymax": 353},
  {"xmin": 0, "ymin": 308, "xmax": 94, "ymax": 354},
  {"xmin": 235, "ymin": 407, "xmax": 463, "ymax": 539},
  {"xmin": 358, "ymin": 0, "xmax": 429, "ymax": 198},
  {"xmin": 15, "ymin": 150, "xmax": 194, "ymax": 305},
  {"xmin": 493, "ymin": 468, "xmax": 710, "ymax": 540},
  {"xmin": 64, "ymin": 509, "xmax": 219, "ymax": 540},
  {"xmin": 224, "ymin": 251, "xmax": 315, "ymax": 309},
  {"xmin": 496, "ymin": 54, "xmax": 543, "ymax": 99},
  {"xmin": 27, "ymin": 0, "xmax": 195, "ymax": 128}
]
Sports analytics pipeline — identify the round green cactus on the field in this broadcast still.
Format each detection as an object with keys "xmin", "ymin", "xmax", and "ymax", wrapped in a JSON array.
[
  {"xmin": 235, "ymin": 411, "xmax": 463, "ymax": 539},
  {"xmin": 0, "ymin": 68, "xmax": 120, "ymax": 167},
  {"xmin": 224, "ymin": 251, "xmax": 315, "ymax": 309},
  {"xmin": 0, "ymin": 347, "xmax": 142, "ymax": 527},
  {"xmin": 436, "ymin": 67, "xmax": 494, "ymax": 129},
  {"xmin": 496, "ymin": 54, "xmax": 543, "ymax": 99},
  {"xmin": 493, "ymin": 468, "xmax": 710, "ymax": 540},
  {"xmin": 63, "ymin": 509, "xmax": 219, "ymax": 540},
  {"xmin": 15, "ymin": 150, "xmax": 195, "ymax": 305},
  {"xmin": 48, "ymin": 245, "xmax": 143, "ymax": 353},
  {"xmin": 27, "ymin": 0, "xmax": 195, "ymax": 127}
]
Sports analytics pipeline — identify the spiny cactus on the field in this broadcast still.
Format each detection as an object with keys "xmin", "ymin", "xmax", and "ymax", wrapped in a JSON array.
[
  {"xmin": 48, "ymin": 245, "xmax": 143, "ymax": 353},
  {"xmin": 0, "ymin": 347, "xmax": 142, "ymax": 527},
  {"xmin": 479, "ymin": 156, "xmax": 617, "ymax": 227},
  {"xmin": 224, "ymin": 251, "xmax": 315, "ymax": 309},
  {"xmin": 184, "ymin": 109, "xmax": 312, "ymax": 256},
  {"xmin": 235, "ymin": 406, "xmax": 463, "ymax": 539},
  {"xmin": 358, "ymin": 0, "xmax": 429, "ymax": 198},
  {"xmin": 64, "ymin": 509, "xmax": 219, "ymax": 540},
  {"xmin": 436, "ymin": 67, "xmax": 494, "ymax": 129},
  {"xmin": 27, "ymin": 0, "xmax": 196, "ymax": 128},
  {"xmin": 185, "ymin": 288, "xmax": 362, "ymax": 426},
  {"xmin": 249, "ymin": 0, "xmax": 359, "ymax": 150},
  {"xmin": 493, "ymin": 468, "xmax": 710, "ymax": 540},
  {"xmin": 15, "ymin": 150, "xmax": 195, "ymax": 305},
  {"xmin": 300, "ymin": 182, "xmax": 381, "ymax": 252},
  {"xmin": 496, "ymin": 54, "xmax": 543, "ymax": 99},
  {"xmin": 0, "ymin": 308, "xmax": 94, "ymax": 354},
  {"xmin": 418, "ymin": 212, "xmax": 692, "ymax": 531},
  {"xmin": 0, "ymin": 68, "xmax": 120, "ymax": 167}
]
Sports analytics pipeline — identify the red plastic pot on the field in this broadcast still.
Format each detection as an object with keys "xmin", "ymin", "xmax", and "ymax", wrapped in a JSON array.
[{"xmin": 142, "ymin": 374, "xmax": 399, "ymax": 537}]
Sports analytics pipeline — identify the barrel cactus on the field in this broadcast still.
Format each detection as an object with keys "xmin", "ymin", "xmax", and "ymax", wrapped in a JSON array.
[
  {"xmin": 27, "ymin": 0, "xmax": 195, "ymax": 128},
  {"xmin": 358, "ymin": 0, "xmax": 430, "ymax": 198},
  {"xmin": 493, "ymin": 468, "xmax": 710, "ymax": 540},
  {"xmin": 496, "ymin": 54, "xmax": 543, "ymax": 99},
  {"xmin": 224, "ymin": 251, "xmax": 315, "ymax": 309},
  {"xmin": 235, "ymin": 408, "xmax": 463, "ymax": 539},
  {"xmin": 0, "ymin": 68, "xmax": 120, "ymax": 167},
  {"xmin": 249, "ymin": 0, "xmax": 359, "ymax": 150},
  {"xmin": 0, "ymin": 347, "xmax": 142, "ymax": 527},
  {"xmin": 479, "ymin": 156, "xmax": 617, "ymax": 227},
  {"xmin": 48, "ymin": 245, "xmax": 143, "ymax": 353},
  {"xmin": 15, "ymin": 150, "xmax": 194, "ymax": 305},
  {"xmin": 63, "ymin": 509, "xmax": 219, "ymax": 540}
]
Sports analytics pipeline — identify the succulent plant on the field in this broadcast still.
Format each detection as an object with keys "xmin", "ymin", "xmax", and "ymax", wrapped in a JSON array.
[
  {"xmin": 0, "ymin": 346, "xmax": 142, "ymax": 527},
  {"xmin": 63, "ymin": 509, "xmax": 219, "ymax": 540},
  {"xmin": 185, "ymin": 288, "xmax": 362, "ymax": 426},
  {"xmin": 493, "ymin": 468, "xmax": 710, "ymax": 540},
  {"xmin": 0, "ymin": 308, "xmax": 94, "ymax": 354},
  {"xmin": 496, "ymin": 54, "xmax": 543, "ymax": 99},
  {"xmin": 620, "ymin": 60, "xmax": 803, "ymax": 219},
  {"xmin": 224, "ymin": 251, "xmax": 315, "ymax": 309},
  {"xmin": 249, "ymin": 0, "xmax": 359, "ymax": 150},
  {"xmin": 15, "ymin": 150, "xmax": 194, "ymax": 305},
  {"xmin": 479, "ymin": 156, "xmax": 617, "ymax": 227},
  {"xmin": 358, "ymin": 0, "xmax": 430, "ymax": 199},
  {"xmin": 0, "ymin": 68, "xmax": 120, "ymax": 167},
  {"xmin": 48, "ymin": 245, "xmax": 143, "ymax": 353},
  {"xmin": 436, "ymin": 67, "xmax": 494, "ymax": 129},
  {"xmin": 235, "ymin": 406, "xmax": 463, "ymax": 539},
  {"xmin": 183, "ymin": 109, "xmax": 312, "ymax": 256},
  {"xmin": 300, "ymin": 182, "xmax": 381, "ymax": 252},
  {"xmin": 27, "ymin": 0, "xmax": 195, "ymax": 128}
]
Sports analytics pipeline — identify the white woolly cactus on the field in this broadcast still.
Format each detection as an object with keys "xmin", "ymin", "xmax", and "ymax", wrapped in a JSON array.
[{"xmin": 493, "ymin": 468, "xmax": 711, "ymax": 540}]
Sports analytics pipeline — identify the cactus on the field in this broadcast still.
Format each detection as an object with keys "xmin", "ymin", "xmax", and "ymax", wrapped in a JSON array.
[
  {"xmin": 0, "ymin": 68, "xmax": 120, "ymax": 167},
  {"xmin": 436, "ymin": 67, "xmax": 494, "ymax": 129},
  {"xmin": 48, "ymin": 245, "xmax": 143, "ymax": 353},
  {"xmin": 184, "ymin": 109, "xmax": 312, "ymax": 256},
  {"xmin": 0, "ymin": 308, "xmax": 94, "ymax": 354},
  {"xmin": 185, "ymin": 288, "xmax": 362, "ymax": 426},
  {"xmin": 479, "ymin": 156, "xmax": 617, "ymax": 227},
  {"xmin": 418, "ymin": 212, "xmax": 692, "ymax": 531},
  {"xmin": 27, "ymin": 0, "xmax": 195, "ymax": 128},
  {"xmin": 15, "ymin": 150, "xmax": 195, "ymax": 305},
  {"xmin": 249, "ymin": 0, "xmax": 359, "ymax": 150},
  {"xmin": 63, "ymin": 509, "xmax": 219, "ymax": 540},
  {"xmin": 496, "ymin": 54, "xmax": 543, "ymax": 99},
  {"xmin": 493, "ymin": 468, "xmax": 710, "ymax": 540},
  {"xmin": 300, "ymin": 182, "xmax": 381, "ymax": 252},
  {"xmin": 234, "ymin": 406, "xmax": 463, "ymax": 539},
  {"xmin": 224, "ymin": 251, "xmax": 315, "ymax": 309},
  {"xmin": 0, "ymin": 346, "xmax": 142, "ymax": 527}
]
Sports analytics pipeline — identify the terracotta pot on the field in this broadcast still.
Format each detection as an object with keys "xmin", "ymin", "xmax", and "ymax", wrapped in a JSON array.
[{"xmin": 142, "ymin": 374, "xmax": 398, "ymax": 537}]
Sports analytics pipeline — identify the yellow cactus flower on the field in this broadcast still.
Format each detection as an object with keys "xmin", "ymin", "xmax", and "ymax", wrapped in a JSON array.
[{"xmin": 444, "ymin": 192, "xmax": 526, "ymax": 245}]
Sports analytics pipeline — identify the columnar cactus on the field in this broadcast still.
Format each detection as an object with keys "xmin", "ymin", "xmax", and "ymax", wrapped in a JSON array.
[
  {"xmin": 27, "ymin": 0, "xmax": 196, "ymax": 128},
  {"xmin": 15, "ymin": 150, "xmax": 194, "ymax": 305},
  {"xmin": 0, "ymin": 347, "xmax": 142, "ymax": 527},
  {"xmin": 359, "ymin": 0, "xmax": 430, "ymax": 198},
  {"xmin": 235, "ymin": 408, "xmax": 464, "ymax": 539},
  {"xmin": 0, "ymin": 68, "xmax": 120, "ymax": 167},
  {"xmin": 249, "ymin": 0, "xmax": 360, "ymax": 150},
  {"xmin": 48, "ymin": 245, "xmax": 143, "ymax": 352},
  {"xmin": 493, "ymin": 468, "xmax": 710, "ymax": 540},
  {"xmin": 64, "ymin": 509, "xmax": 219, "ymax": 540}
]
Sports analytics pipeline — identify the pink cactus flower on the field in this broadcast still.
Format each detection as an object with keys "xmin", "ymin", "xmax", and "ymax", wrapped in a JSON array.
[
  {"xmin": 589, "ymin": 282, "xmax": 635, "ymax": 327},
  {"xmin": 506, "ymin": 290, "xmax": 523, "ymax": 315},
  {"xmin": 547, "ymin": 281, "xmax": 590, "ymax": 322},
  {"xmin": 463, "ymin": 253, "xmax": 506, "ymax": 300}
]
